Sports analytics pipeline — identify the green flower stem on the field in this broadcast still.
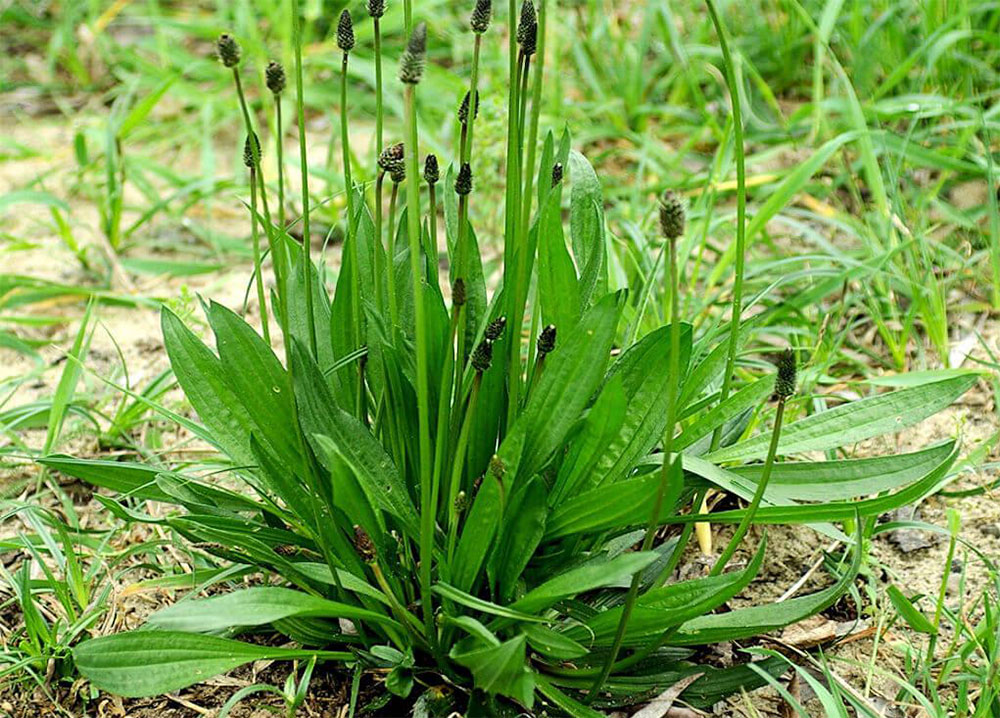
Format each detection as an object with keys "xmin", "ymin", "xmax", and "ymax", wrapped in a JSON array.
[
  {"xmin": 340, "ymin": 50, "xmax": 364, "ymax": 420},
  {"xmin": 706, "ymin": 0, "xmax": 746, "ymax": 453},
  {"xmin": 274, "ymin": 95, "xmax": 285, "ymax": 232},
  {"xmin": 292, "ymin": 0, "xmax": 317, "ymax": 356},
  {"xmin": 504, "ymin": 52, "xmax": 527, "ymax": 432},
  {"xmin": 428, "ymin": 181, "xmax": 438, "ymax": 278},
  {"xmin": 710, "ymin": 397, "xmax": 787, "ymax": 577},
  {"xmin": 502, "ymin": 0, "xmax": 524, "ymax": 432},
  {"xmin": 452, "ymin": 34, "xmax": 483, "ymax": 382},
  {"xmin": 387, "ymin": 182, "xmax": 401, "ymax": 328},
  {"xmin": 431, "ymin": 313, "xmax": 458, "ymax": 526},
  {"xmin": 404, "ymin": 0, "xmax": 412, "ymax": 33},
  {"xmin": 446, "ymin": 373, "xmax": 481, "ymax": 564},
  {"xmin": 404, "ymin": 83, "xmax": 436, "ymax": 654},
  {"xmin": 463, "ymin": 36, "xmax": 483, "ymax": 166},
  {"xmin": 373, "ymin": 19, "xmax": 384, "ymax": 156},
  {"xmin": 230, "ymin": 68, "xmax": 288, "ymax": 350},
  {"xmin": 374, "ymin": 172, "xmax": 386, "ymax": 314},
  {"xmin": 589, "ymin": 237, "xmax": 682, "ymax": 701},
  {"xmin": 248, "ymin": 167, "xmax": 271, "ymax": 345},
  {"xmin": 518, "ymin": 0, "xmax": 546, "ymax": 260}
]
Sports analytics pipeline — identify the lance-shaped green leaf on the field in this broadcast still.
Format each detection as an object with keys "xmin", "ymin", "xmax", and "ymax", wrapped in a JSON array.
[
  {"xmin": 291, "ymin": 342, "xmax": 419, "ymax": 539},
  {"xmin": 147, "ymin": 586, "xmax": 401, "ymax": 633},
  {"xmin": 667, "ymin": 521, "xmax": 863, "ymax": 645},
  {"xmin": 450, "ymin": 634, "xmax": 535, "ymax": 708},
  {"xmin": 510, "ymin": 551, "xmax": 659, "ymax": 615},
  {"xmin": 161, "ymin": 308, "xmax": 255, "ymax": 465},
  {"xmin": 565, "ymin": 540, "xmax": 765, "ymax": 647},
  {"xmin": 590, "ymin": 323, "xmax": 693, "ymax": 489},
  {"xmin": 499, "ymin": 292, "xmax": 624, "ymax": 480},
  {"xmin": 545, "ymin": 469, "xmax": 683, "ymax": 540},
  {"xmin": 676, "ymin": 441, "xmax": 958, "ymax": 526},
  {"xmin": 73, "ymin": 631, "xmax": 351, "ymax": 697},
  {"xmin": 707, "ymin": 374, "xmax": 975, "ymax": 462}
]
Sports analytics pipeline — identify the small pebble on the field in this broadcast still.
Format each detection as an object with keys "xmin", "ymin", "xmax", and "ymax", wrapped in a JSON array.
[
  {"xmin": 980, "ymin": 523, "xmax": 1000, "ymax": 538},
  {"xmin": 951, "ymin": 557, "xmax": 963, "ymax": 573}
]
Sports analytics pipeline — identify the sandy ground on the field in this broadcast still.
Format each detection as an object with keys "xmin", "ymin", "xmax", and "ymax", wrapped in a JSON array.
[{"xmin": 2, "ymin": 110, "xmax": 999, "ymax": 718}]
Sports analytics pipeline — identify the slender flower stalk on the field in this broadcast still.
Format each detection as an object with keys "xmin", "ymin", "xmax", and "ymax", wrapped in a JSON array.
[
  {"xmin": 266, "ymin": 61, "xmax": 287, "ymax": 232},
  {"xmin": 338, "ymin": 9, "xmax": 365, "ymax": 421},
  {"xmin": 399, "ymin": 22, "xmax": 436, "ymax": 654},
  {"xmin": 219, "ymin": 35, "xmax": 283, "ymax": 347},
  {"xmin": 379, "ymin": 142, "xmax": 405, "ymax": 326},
  {"xmin": 710, "ymin": 349, "xmax": 796, "ymax": 576},
  {"xmin": 424, "ymin": 154, "xmax": 439, "ymax": 275},
  {"xmin": 245, "ymin": 134, "xmax": 271, "ymax": 345},
  {"xmin": 504, "ymin": 0, "xmax": 538, "ymax": 430},
  {"xmin": 289, "ymin": 0, "xmax": 317, "ymax": 356},
  {"xmin": 589, "ymin": 192, "xmax": 686, "ymax": 701},
  {"xmin": 706, "ymin": 0, "xmax": 747, "ymax": 453},
  {"xmin": 368, "ymin": 0, "xmax": 386, "ymax": 160}
]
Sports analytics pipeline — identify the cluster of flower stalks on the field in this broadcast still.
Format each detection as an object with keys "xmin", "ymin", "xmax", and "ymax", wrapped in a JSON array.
[{"xmin": 57, "ymin": 0, "xmax": 973, "ymax": 714}]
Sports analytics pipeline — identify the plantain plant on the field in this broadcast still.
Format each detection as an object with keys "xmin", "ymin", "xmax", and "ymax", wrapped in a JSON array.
[{"xmin": 41, "ymin": 1, "xmax": 977, "ymax": 714}]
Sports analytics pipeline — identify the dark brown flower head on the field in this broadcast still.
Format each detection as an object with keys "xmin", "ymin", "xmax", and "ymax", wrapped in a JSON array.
[
  {"xmin": 551, "ymin": 162, "xmax": 563, "ymax": 187},
  {"xmin": 455, "ymin": 162, "xmax": 473, "ymax": 195},
  {"xmin": 352, "ymin": 525, "xmax": 376, "ymax": 562},
  {"xmin": 424, "ymin": 154, "xmax": 439, "ymax": 184},
  {"xmin": 337, "ymin": 9, "xmax": 355, "ymax": 52},
  {"xmin": 243, "ymin": 131, "xmax": 261, "ymax": 168},
  {"xmin": 775, "ymin": 349, "xmax": 797, "ymax": 399},
  {"xmin": 378, "ymin": 142, "xmax": 405, "ymax": 177},
  {"xmin": 658, "ymin": 189, "xmax": 685, "ymax": 242},
  {"xmin": 398, "ymin": 22, "xmax": 427, "ymax": 84},
  {"xmin": 368, "ymin": 0, "xmax": 386, "ymax": 18},
  {"xmin": 458, "ymin": 90, "xmax": 480, "ymax": 125},
  {"xmin": 537, "ymin": 324, "xmax": 556, "ymax": 356},
  {"xmin": 452, "ymin": 278, "xmax": 466, "ymax": 306},
  {"xmin": 471, "ymin": 338, "xmax": 493, "ymax": 372},
  {"xmin": 265, "ymin": 61, "xmax": 286, "ymax": 94},
  {"xmin": 217, "ymin": 33, "xmax": 241, "ymax": 67},
  {"xmin": 470, "ymin": 0, "xmax": 492, "ymax": 33},
  {"xmin": 516, "ymin": 0, "xmax": 537, "ymax": 56},
  {"xmin": 485, "ymin": 316, "xmax": 506, "ymax": 341}
]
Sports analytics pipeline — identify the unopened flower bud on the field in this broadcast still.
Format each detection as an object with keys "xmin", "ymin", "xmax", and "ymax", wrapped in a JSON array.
[
  {"xmin": 453, "ymin": 278, "xmax": 466, "ymax": 306},
  {"xmin": 424, "ymin": 154, "xmax": 439, "ymax": 184},
  {"xmin": 266, "ymin": 61, "xmax": 286, "ymax": 94},
  {"xmin": 337, "ymin": 9, "xmax": 355, "ymax": 52},
  {"xmin": 243, "ymin": 131, "xmax": 261, "ymax": 168},
  {"xmin": 658, "ymin": 189, "xmax": 685, "ymax": 242},
  {"xmin": 217, "ymin": 33, "xmax": 241, "ymax": 67},
  {"xmin": 516, "ymin": 1, "xmax": 537, "ymax": 57},
  {"xmin": 458, "ymin": 90, "xmax": 480, "ymax": 125},
  {"xmin": 399, "ymin": 22, "xmax": 427, "ymax": 84},
  {"xmin": 470, "ymin": 0, "xmax": 492, "ymax": 33},
  {"xmin": 454, "ymin": 491, "xmax": 467, "ymax": 512},
  {"xmin": 537, "ymin": 324, "xmax": 556, "ymax": 356},
  {"xmin": 489, "ymin": 455, "xmax": 506, "ymax": 480},
  {"xmin": 471, "ymin": 338, "xmax": 493, "ymax": 372},
  {"xmin": 551, "ymin": 162, "xmax": 563, "ymax": 187},
  {"xmin": 378, "ymin": 142, "xmax": 405, "ymax": 178},
  {"xmin": 455, "ymin": 162, "xmax": 473, "ymax": 195},
  {"xmin": 485, "ymin": 316, "xmax": 506, "ymax": 341},
  {"xmin": 775, "ymin": 349, "xmax": 797, "ymax": 399},
  {"xmin": 352, "ymin": 525, "xmax": 376, "ymax": 562}
]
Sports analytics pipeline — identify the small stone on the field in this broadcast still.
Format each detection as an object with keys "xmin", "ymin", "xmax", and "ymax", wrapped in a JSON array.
[
  {"xmin": 887, "ymin": 506, "xmax": 936, "ymax": 553},
  {"xmin": 980, "ymin": 523, "xmax": 1000, "ymax": 538}
]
